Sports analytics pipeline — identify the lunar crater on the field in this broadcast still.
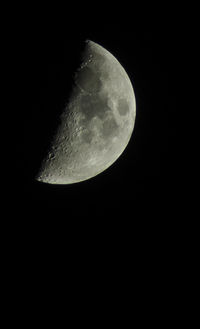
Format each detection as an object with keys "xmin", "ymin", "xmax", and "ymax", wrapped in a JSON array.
[{"xmin": 82, "ymin": 129, "xmax": 94, "ymax": 144}]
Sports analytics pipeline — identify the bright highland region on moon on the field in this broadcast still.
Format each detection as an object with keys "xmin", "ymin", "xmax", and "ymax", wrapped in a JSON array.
[{"xmin": 36, "ymin": 40, "xmax": 136, "ymax": 184}]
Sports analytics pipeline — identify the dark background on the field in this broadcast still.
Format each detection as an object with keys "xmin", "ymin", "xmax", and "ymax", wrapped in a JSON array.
[
  {"xmin": 4, "ymin": 7, "xmax": 183, "ymax": 314},
  {"xmin": 11, "ymin": 10, "xmax": 176, "ymax": 222}
]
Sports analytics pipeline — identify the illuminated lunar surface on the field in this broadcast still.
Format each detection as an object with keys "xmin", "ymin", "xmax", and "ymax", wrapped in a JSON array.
[{"xmin": 36, "ymin": 40, "xmax": 136, "ymax": 184}]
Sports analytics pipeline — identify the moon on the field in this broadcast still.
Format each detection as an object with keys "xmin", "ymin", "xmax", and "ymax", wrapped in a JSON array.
[{"xmin": 35, "ymin": 40, "xmax": 136, "ymax": 184}]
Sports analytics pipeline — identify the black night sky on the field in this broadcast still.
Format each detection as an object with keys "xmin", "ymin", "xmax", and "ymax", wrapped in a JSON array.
[
  {"xmin": 12, "ymin": 10, "xmax": 176, "ymax": 220},
  {"xmin": 5, "ymin": 8, "xmax": 183, "ymax": 316}
]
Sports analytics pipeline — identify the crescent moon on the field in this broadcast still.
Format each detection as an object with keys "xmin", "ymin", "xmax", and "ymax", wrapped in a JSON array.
[{"xmin": 35, "ymin": 40, "xmax": 136, "ymax": 184}]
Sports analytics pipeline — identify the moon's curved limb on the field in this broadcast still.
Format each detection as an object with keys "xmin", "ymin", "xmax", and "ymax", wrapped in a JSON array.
[{"xmin": 36, "ymin": 40, "xmax": 136, "ymax": 184}]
